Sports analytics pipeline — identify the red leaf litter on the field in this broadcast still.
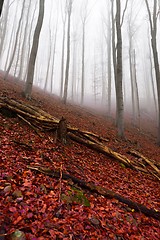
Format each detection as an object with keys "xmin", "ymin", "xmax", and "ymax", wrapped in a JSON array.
[{"xmin": 0, "ymin": 75, "xmax": 160, "ymax": 239}]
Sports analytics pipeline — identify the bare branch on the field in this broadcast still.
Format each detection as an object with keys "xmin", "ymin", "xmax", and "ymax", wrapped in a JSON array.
[
  {"xmin": 144, "ymin": 0, "xmax": 153, "ymax": 31},
  {"xmin": 121, "ymin": 0, "xmax": 129, "ymax": 26}
]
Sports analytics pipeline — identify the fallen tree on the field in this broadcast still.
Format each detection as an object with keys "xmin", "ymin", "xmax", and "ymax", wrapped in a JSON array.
[
  {"xmin": 0, "ymin": 96, "xmax": 160, "ymax": 181},
  {"xmin": 27, "ymin": 165, "xmax": 160, "ymax": 220}
]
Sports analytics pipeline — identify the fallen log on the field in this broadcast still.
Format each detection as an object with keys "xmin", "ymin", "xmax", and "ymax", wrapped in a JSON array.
[
  {"xmin": 68, "ymin": 132, "xmax": 135, "ymax": 169},
  {"xmin": 1, "ymin": 97, "xmax": 160, "ymax": 180},
  {"xmin": 129, "ymin": 150, "xmax": 160, "ymax": 180},
  {"xmin": 27, "ymin": 165, "xmax": 160, "ymax": 220}
]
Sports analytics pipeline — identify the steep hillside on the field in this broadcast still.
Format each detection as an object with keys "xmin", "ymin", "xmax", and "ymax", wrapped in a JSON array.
[{"xmin": 0, "ymin": 76, "xmax": 160, "ymax": 240}]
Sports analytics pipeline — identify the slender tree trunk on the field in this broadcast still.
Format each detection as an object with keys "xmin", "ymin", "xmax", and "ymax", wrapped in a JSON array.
[
  {"xmin": 71, "ymin": 34, "xmax": 77, "ymax": 101},
  {"xmin": 129, "ymin": 37, "xmax": 136, "ymax": 125},
  {"xmin": 145, "ymin": 0, "xmax": 160, "ymax": 144},
  {"xmin": 0, "ymin": 0, "xmax": 9, "ymax": 59},
  {"xmin": 18, "ymin": 0, "xmax": 32, "ymax": 80},
  {"xmin": 50, "ymin": 16, "xmax": 58, "ymax": 93},
  {"xmin": 60, "ymin": 22, "xmax": 66, "ymax": 98},
  {"xmin": 60, "ymin": 0, "xmax": 67, "ymax": 98},
  {"xmin": 133, "ymin": 49, "xmax": 140, "ymax": 127},
  {"xmin": 24, "ymin": 1, "xmax": 37, "ymax": 81},
  {"xmin": 5, "ymin": 0, "xmax": 25, "ymax": 79},
  {"xmin": 148, "ymin": 39, "xmax": 158, "ymax": 116},
  {"xmin": 116, "ymin": 0, "xmax": 124, "ymax": 137},
  {"xmin": 24, "ymin": 0, "xmax": 44, "ymax": 99},
  {"xmin": 111, "ymin": 0, "xmax": 117, "ymax": 121},
  {"xmin": 44, "ymin": 27, "xmax": 52, "ymax": 91},
  {"xmin": 107, "ymin": 5, "xmax": 112, "ymax": 116},
  {"xmin": 63, "ymin": 1, "xmax": 72, "ymax": 104},
  {"xmin": 81, "ymin": 23, "xmax": 85, "ymax": 104}
]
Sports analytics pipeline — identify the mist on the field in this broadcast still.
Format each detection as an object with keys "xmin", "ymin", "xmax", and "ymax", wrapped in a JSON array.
[{"xmin": 0, "ymin": 0, "xmax": 160, "ymax": 133}]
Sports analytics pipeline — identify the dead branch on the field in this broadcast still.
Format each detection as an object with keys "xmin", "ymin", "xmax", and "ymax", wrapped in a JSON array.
[
  {"xmin": 129, "ymin": 150, "xmax": 160, "ymax": 179},
  {"xmin": 27, "ymin": 165, "xmax": 160, "ymax": 220}
]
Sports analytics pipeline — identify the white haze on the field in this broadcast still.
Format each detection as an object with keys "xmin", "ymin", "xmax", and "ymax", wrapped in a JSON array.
[{"xmin": 0, "ymin": 0, "xmax": 159, "ymax": 119}]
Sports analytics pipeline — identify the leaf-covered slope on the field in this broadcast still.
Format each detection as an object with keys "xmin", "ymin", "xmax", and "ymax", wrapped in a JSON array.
[{"xmin": 0, "ymin": 76, "xmax": 160, "ymax": 239}]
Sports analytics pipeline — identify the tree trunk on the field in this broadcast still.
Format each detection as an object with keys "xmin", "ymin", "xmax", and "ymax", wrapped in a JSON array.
[
  {"xmin": 81, "ymin": 23, "xmax": 85, "ymax": 105},
  {"xmin": 24, "ymin": 0, "xmax": 44, "ymax": 99},
  {"xmin": 5, "ymin": 0, "xmax": 25, "ymax": 79},
  {"xmin": 107, "ymin": 5, "xmax": 112, "ymax": 116},
  {"xmin": 116, "ymin": 0, "xmax": 124, "ymax": 137},
  {"xmin": 18, "ymin": 0, "xmax": 32, "ymax": 80},
  {"xmin": 145, "ymin": 0, "xmax": 160, "ymax": 144},
  {"xmin": 0, "ymin": 0, "xmax": 4, "ymax": 16},
  {"xmin": 0, "ymin": 0, "xmax": 9, "ymax": 59},
  {"xmin": 63, "ymin": 1, "xmax": 72, "ymax": 104}
]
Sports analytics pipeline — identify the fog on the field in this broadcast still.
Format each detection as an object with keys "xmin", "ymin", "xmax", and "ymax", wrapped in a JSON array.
[{"xmin": 0, "ymin": 0, "xmax": 160, "ymax": 122}]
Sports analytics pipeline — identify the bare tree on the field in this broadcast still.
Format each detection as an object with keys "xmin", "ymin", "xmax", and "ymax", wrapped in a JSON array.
[
  {"xmin": 80, "ymin": 0, "xmax": 89, "ymax": 105},
  {"xmin": 103, "ymin": 1, "xmax": 112, "ymax": 115},
  {"xmin": 5, "ymin": 0, "xmax": 25, "ymax": 79},
  {"xmin": 50, "ymin": 13, "xmax": 58, "ymax": 93},
  {"xmin": 23, "ymin": 1, "xmax": 37, "ymax": 81},
  {"xmin": 147, "ymin": 27, "xmax": 158, "ymax": 115},
  {"xmin": 116, "ymin": 0, "xmax": 124, "ymax": 137},
  {"xmin": 0, "ymin": 0, "xmax": 9, "ymax": 58},
  {"xmin": 127, "ymin": 2, "xmax": 140, "ymax": 127},
  {"xmin": 60, "ymin": 0, "xmax": 67, "ymax": 98},
  {"xmin": 24, "ymin": 0, "xmax": 44, "ymax": 99},
  {"xmin": 63, "ymin": 0, "xmax": 73, "ymax": 104},
  {"xmin": 110, "ymin": 0, "xmax": 128, "ymax": 137},
  {"xmin": 71, "ymin": 31, "xmax": 78, "ymax": 101},
  {"xmin": 18, "ymin": 0, "xmax": 32, "ymax": 80},
  {"xmin": 144, "ymin": 0, "xmax": 160, "ymax": 144}
]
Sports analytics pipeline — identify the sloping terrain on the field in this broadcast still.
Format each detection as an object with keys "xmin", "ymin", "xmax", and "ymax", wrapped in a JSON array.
[{"xmin": 0, "ymin": 76, "xmax": 160, "ymax": 240}]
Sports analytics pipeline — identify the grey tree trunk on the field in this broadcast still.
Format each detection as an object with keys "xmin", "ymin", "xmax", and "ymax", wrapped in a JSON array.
[
  {"xmin": 60, "ymin": 0, "xmax": 67, "ymax": 98},
  {"xmin": 110, "ymin": 0, "xmax": 117, "ymax": 120},
  {"xmin": 24, "ymin": 1, "xmax": 37, "ymax": 81},
  {"xmin": 107, "ymin": 4, "xmax": 112, "ymax": 116},
  {"xmin": 81, "ymin": 23, "xmax": 85, "ymax": 105},
  {"xmin": 5, "ymin": 0, "xmax": 25, "ymax": 79},
  {"xmin": 60, "ymin": 21, "xmax": 66, "ymax": 98},
  {"xmin": 44, "ymin": 27, "xmax": 52, "ymax": 91},
  {"xmin": 0, "ymin": 0, "xmax": 9, "ymax": 59},
  {"xmin": 71, "ymin": 32, "xmax": 77, "ymax": 101},
  {"xmin": 145, "ymin": 0, "xmax": 160, "ymax": 144},
  {"xmin": 148, "ymin": 32, "xmax": 158, "ymax": 115},
  {"xmin": 18, "ymin": 0, "xmax": 32, "ymax": 80},
  {"xmin": 50, "ymin": 16, "xmax": 58, "ymax": 93},
  {"xmin": 63, "ymin": 0, "xmax": 73, "ymax": 104},
  {"xmin": 115, "ymin": 0, "xmax": 124, "ymax": 137},
  {"xmin": 24, "ymin": 0, "xmax": 44, "ymax": 99},
  {"xmin": 133, "ymin": 49, "xmax": 140, "ymax": 127}
]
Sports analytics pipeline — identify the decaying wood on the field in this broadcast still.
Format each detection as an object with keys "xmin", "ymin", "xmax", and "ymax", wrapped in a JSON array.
[
  {"xmin": 57, "ymin": 117, "xmax": 67, "ymax": 144},
  {"xmin": 0, "ymin": 97, "xmax": 160, "ymax": 180},
  {"xmin": 27, "ymin": 165, "xmax": 160, "ymax": 220},
  {"xmin": 129, "ymin": 150, "xmax": 160, "ymax": 180},
  {"xmin": 68, "ymin": 132, "xmax": 134, "ymax": 169}
]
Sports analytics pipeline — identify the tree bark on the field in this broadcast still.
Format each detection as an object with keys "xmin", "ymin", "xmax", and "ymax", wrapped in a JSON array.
[
  {"xmin": 145, "ymin": 0, "xmax": 160, "ymax": 144},
  {"xmin": 63, "ymin": 0, "xmax": 73, "ymax": 104},
  {"xmin": 24, "ymin": 0, "xmax": 44, "ymax": 99},
  {"xmin": 116, "ymin": 0, "xmax": 124, "ymax": 137}
]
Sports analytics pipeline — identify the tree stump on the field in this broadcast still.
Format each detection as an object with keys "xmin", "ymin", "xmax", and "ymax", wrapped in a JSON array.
[{"xmin": 57, "ymin": 117, "xmax": 67, "ymax": 144}]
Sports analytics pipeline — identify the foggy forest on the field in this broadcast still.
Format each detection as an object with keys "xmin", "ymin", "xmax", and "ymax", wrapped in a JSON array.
[
  {"xmin": 0, "ymin": 0, "xmax": 160, "ymax": 138},
  {"xmin": 0, "ymin": 0, "xmax": 160, "ymax": 239}
]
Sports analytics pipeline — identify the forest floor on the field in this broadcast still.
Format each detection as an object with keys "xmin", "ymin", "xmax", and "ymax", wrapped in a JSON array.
[{"xmin": 0, "ymin": 75, "xmax": 160, "ymax": 240}]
